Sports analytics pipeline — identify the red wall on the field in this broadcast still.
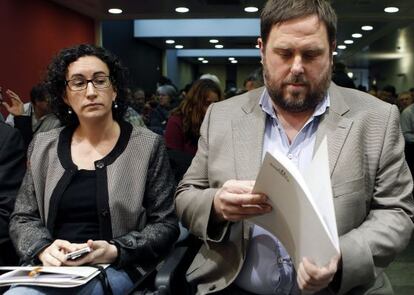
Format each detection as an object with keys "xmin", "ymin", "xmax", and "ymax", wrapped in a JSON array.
[{"xmin": 0, "ymin": 0, "xmax": 95, "ymax": 117}]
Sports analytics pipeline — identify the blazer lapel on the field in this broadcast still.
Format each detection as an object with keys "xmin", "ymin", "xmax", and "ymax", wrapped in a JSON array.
[
  {"xmin": 232, "ymin": 90, "xmax": 266, "ymax": 180},
  {"xmin": 315, "ymin": 83, "xmax": 353, "ymax": 175}
]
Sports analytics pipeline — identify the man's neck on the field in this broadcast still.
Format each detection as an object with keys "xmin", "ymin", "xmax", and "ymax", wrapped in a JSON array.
[{"xmin": 274, "ymin": 105, "xmax": 314, "ymax": 144}]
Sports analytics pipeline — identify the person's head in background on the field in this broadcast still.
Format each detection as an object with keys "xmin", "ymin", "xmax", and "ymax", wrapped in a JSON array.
[
  {"xmin": 200, "ymin": 73, "xmax": 221, "ymax": 89},
  {"xmin": 368, "ymin": 84, "xmax": 378, "ymax": 97},
  {"xmin": 378, "ymin": 85, "xmax": 397, "ymax": 104},
  {"xmin": 46, "ymin": 44, "xmax": 128, "ymax": 126},
  {"xmin": 258, "ymin": 0, "xmax": 337, "ymax": 113},
  {"xmin": 30, "ymin": 83, "xmax": 53, "ymax": 119},
  {"xmin": 129, "ymin": 88, "xmax": 145, "ymax": 113},
  {"xmin": 156, "ymin": 85, "xmax": 177, "ymax": 108},
  {"xmin": 409, "ymin": 87, "xmax": 414, "ymax": 99},
  {"xmin": 172, "ymin": 79, "xmax": 222, "ymax": 142},
  {"xmin": 244, "ymin": 68, "xmax": 264, "ymax": 91},
  {"xmin": 397, "ymin": 91, "xmax": 413, "ymax": 111}
]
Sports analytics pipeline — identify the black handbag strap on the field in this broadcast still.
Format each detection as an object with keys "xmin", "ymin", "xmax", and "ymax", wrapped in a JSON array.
[{"xmin": 93, "ymin": 265, "xmax": 114, "ymax": 295}]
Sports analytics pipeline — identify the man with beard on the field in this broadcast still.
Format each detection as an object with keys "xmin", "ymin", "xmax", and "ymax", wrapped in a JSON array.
[{"xmin": 175, "ymin": 0, "xmax": 414, "ymax": 294}]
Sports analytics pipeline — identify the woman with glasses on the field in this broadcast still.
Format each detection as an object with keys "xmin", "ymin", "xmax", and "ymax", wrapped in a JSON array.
[{"xmin": 6, "ymin": 44, "xmax": 179, "ymax": 295}]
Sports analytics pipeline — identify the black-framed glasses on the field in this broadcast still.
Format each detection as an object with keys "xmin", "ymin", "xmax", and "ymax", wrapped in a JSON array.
[{"xmin": 66, "ymin": 75, "xmax": 112, "ymax": 91}]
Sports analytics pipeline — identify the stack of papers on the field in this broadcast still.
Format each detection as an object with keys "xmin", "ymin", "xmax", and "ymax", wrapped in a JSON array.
[
  {"xmin": 250, "ymin": 137, "xmax": 339, "ymax": 269},
  {"xmin": 0, "ymin": 265, "xmax": 109, "ymax": 288}
]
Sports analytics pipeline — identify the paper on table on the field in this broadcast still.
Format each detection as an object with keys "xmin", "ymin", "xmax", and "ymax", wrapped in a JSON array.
[
  {"xmin": 250, "ymin": 137, "xmax": 339, "ymax": 269},
  {"xmin": 0, "ymin": 265, "xmax": 109, "ymax": 288}
]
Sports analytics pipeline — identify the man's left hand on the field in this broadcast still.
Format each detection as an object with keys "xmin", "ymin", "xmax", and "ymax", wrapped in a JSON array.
[{"xmin": 297, "ymin": 254, "xmax": 341, "ymax": 293}]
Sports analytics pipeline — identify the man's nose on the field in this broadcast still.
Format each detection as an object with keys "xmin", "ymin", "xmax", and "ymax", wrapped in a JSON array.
[{"xmin": 290, "ymin": 56, "xmax": 304, "ymax": 76}]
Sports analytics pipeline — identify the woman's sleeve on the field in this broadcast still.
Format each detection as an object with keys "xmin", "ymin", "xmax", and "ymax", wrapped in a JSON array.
[{"xmin": 111, "ymin": 136, "xmax": 179, "ymax": 269}]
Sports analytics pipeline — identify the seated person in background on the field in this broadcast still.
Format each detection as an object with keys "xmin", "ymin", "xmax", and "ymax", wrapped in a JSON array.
[
  {"xmin": 401, "ymin": 99, "xmax": 414, "ymax": 174},
  {"xmin": 0, "ymin": 88, "xmax": 4, "ymax": 121},
  {"xmin": 148, "ymin": 85, "xmax": 177, "ymax": 135},
  {"xmin": 377, "ymin": 85, "xmax": 397, "ymax": 105},
  {"xmin": 165, "ymin": 79, "xmax": 222, "ymax": 156},
  {"xmin": 244, "ymin": 68, "xmax": 264, "ymax": 92},
  {"xmin": 397, "ymin": 91, "xmax": 413, "ymax": 112},
  {"xmin": 165, "ymin": 79, "xmax": 222, "ymax": 183},
  {"xmin": 2, "ymin": 83, "xmax": 61, "ymax": 148},
  {"xmin": 130, "ymin": 88, "xmax": 146, "ymax": 114},
  {"xmin": 7, "ymin": 44, "xmax": 178, "ymax": 295},
  {"xmin": 331, "ymin": 62, "xmax": 356, "ymax": 89},
  {"xmin": 0, "ymin": 121, "xmax": 25, "ymax": 266}
]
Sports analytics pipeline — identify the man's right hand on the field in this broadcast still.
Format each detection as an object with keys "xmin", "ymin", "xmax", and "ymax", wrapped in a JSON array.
[
  {"xmin": 213, "ymin": 180, "xmax": 272, "ymax": 222},
  {"xmin": 1, "ymin": 89, "xmax": 25, "ymax": 116}
]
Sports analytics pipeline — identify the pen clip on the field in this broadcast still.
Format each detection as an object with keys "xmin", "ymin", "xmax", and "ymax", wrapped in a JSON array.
[{"xmin": 28, "ymin": 267, "xmax": 42, "ymax": 277}]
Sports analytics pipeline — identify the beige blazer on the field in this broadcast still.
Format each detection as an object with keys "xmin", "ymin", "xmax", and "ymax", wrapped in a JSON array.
[{"xmin": 175, "ymin": 83, "xmax": 414, "ymax": 295}]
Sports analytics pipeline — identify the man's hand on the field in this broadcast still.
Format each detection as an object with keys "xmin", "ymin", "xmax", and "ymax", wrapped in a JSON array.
[
  {"xmin": 64, "ymin": 240, "xmax": 118, "ymax": 266},
  {"xmin": 38, "ymin": 239, "xmax": 86, "ymax": 266},
  {"xmin": 213, "ymin": 180, "xmax": 271, "ymax": 222},
  {"xmin": 1, "ymin": 89, "xmax": 25, "ymax": 116},
  {"xmin": 297, "ymin": 254, "xmax": 341, "ymax": 293}
]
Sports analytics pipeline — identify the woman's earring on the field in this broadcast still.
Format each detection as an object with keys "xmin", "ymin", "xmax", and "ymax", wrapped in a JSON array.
[
  {"xmin": 68, "ymin": 108, "xmax": 73, "ymax": 114},
  {"xmin": 113, "ymin": 101, "xmax": 118, "ymax": 109}
]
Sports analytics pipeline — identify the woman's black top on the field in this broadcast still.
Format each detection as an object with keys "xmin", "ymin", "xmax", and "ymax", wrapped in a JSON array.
[{"xmin": 54, "ymin": 169, "xmax": 101, "ymax": 243}]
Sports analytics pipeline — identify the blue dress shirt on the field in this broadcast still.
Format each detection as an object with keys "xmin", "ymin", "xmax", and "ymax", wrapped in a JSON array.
[{"xmin": 234, "ymin": 89, "xmax": 330, "ymax": 295}]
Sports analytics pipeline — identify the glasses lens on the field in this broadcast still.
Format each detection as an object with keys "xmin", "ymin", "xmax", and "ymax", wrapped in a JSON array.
[
  {"xmin": 93, "ymin": 76, "xmax": 111, "ymax": 89},
  {"xmin": 67, "ymin": 76, "xmax": 111, "ymax": 91},
  {"xmin": 68, "ymin": 78, "xmax": 87, "ymax": 91}
]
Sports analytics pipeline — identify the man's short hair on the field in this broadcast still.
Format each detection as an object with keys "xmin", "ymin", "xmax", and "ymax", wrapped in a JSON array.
[
  {"xmin": 30, "ymin": 83, "xmax": 48, "ymax": 104},
  {"xmin": 260, "ymin": 0, "xmax": 337, "ymax": 49}
]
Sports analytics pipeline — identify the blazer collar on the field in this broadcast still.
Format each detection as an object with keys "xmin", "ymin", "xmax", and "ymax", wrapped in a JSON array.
[
  {"xmin": 233, "ymin": 84, "xmax": 353, "ymax": 178},
  {"xmin": 315, "ymin": 82, "xmax": 353, "ymax": 175},
  {"xmin": 233, "ymin": 87, "xmax": 267, "ymax": 180}
]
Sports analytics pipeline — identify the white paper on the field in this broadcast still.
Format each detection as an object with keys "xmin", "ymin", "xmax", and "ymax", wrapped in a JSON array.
[
  {"xmin": 250, "ymin": 137, "xmax": 339, "ymax": 269},
  {"xmin": 0, "ymin": 265, "xmax": 109, "ymax": 288}
]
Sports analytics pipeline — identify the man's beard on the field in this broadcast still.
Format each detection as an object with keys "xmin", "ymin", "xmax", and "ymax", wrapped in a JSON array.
[{"xmin": 263, "ymin": 61, "xmax": 331, "ymax": 113}]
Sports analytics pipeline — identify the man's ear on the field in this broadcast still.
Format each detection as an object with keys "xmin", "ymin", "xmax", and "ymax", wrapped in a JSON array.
[
  {"xmin": 331, "ymin": 41, "xmax": 337, "ymax": 64},
  {"xmin": 258, "ymin": 37, "xmax": 264, "ymax": 64}
]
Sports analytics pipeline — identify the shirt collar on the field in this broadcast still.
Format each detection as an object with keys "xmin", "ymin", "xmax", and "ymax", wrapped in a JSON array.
[{"xmin": 259, "ymin": 88, "xmax": 330, "ymax": 120}]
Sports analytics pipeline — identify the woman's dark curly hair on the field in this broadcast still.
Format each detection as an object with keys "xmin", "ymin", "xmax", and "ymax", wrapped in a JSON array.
[{"xmin": 45, "ymin": 44, "xmax": 129, "ymax": 126}]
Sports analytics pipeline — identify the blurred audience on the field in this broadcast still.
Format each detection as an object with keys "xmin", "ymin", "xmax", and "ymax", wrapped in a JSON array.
[
  {"xmin": 165, "ymin": 79, "xmax": 222, "ymax": 183},
  {"xmin": 332, "ymin": 62, "xmax": 356, "ymax": 89},
  {"xmin": 2, "ymin": 83, "xmax": 61, "ymax": 148},
  {"xmin": 378, "ymin": 85, "xmax": 397, "ymax": 104},
  {"xmin": 397, "ymin": 91, "xmax": 413, "ymax": 112},
  {"xmin": 148, "ymin": 84, "xmax": 177, "ymax": 134},
  {"xmin": 243, "ymin": 68, "xmax": 264, "ymax": 92},
  {"xmin": 130, "ymin": 88, "xmax": 146, "ymax": 114},
  {"xmin": 0, "ymin": 122, "xmax": 25, "ymax": 266}
]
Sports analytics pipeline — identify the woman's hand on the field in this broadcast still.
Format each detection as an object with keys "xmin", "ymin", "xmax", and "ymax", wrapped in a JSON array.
[
  {"xmin": 64, "ymin": 240, "xmax": 118, "ymax": 266},
  {"xmin": 38, "ymin": 239, "xmax": 87, "ymax": 266}
]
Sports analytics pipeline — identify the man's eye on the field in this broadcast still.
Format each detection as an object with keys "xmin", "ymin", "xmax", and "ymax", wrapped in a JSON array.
[{"xmin": 277, "ymin": 51, "xmax": 291, "ymax": 58}]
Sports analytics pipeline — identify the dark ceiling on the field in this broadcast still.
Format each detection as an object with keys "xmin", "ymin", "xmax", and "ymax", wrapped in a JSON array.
[{"xmin": 50, "ymin": 0, "xmax": 414, "ymax": 67}]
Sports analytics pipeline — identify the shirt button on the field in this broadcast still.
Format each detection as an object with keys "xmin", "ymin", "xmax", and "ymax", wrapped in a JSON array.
[
  {"xmin": 96, "ymin": 161, "xmax": 104, "ymax": 169},
  {"xmin": 287, "ymin": 153, "xmax": 293, "ymax": 159}
]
